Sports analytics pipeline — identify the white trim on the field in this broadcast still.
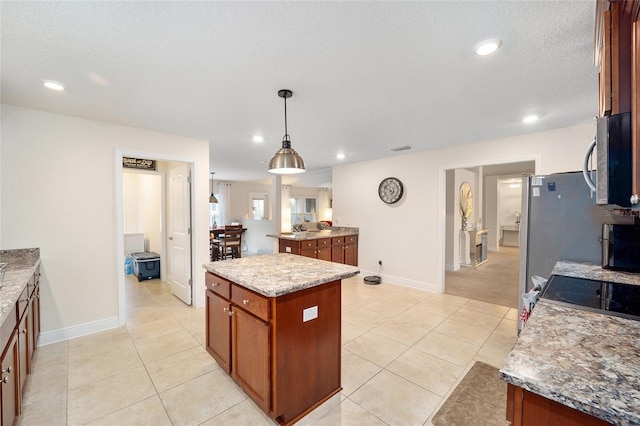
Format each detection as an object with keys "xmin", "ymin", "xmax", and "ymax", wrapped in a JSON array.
[
  {"xmin": 38, "ymin": 316, "xmax": 120, "ymax": 346},
  {"xmin": 358, "ymin": 269, "xmax": 438, "ymax": 293}
]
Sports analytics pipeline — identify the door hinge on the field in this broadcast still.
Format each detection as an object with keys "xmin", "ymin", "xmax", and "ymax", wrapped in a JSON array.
[
  {"xmin": 188, "ymin": 227, "xmax": 191, "ymax": 235},
  {"xmin": 188, "ymin": 278, "xmax": 192, "ymax": 287},
  {"xmin": 187, "ymin": 174, "xmax": 192, "ymax": 184}
]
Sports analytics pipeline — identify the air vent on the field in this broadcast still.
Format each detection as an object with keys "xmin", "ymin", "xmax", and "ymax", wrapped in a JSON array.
[{"xmin": 390, "ymin": 145, "xmax": 412, "ymax": 152}]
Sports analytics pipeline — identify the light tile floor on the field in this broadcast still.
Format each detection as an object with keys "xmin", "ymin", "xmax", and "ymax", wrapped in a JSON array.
[{"xmin": 18, "ymin": 274, "xmax": 518, "ymax": 425}]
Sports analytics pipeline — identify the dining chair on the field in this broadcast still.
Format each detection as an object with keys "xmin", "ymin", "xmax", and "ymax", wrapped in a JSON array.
[{"xmin": 219, "ymin": 224, "xmax": 243, "ymax": 260}]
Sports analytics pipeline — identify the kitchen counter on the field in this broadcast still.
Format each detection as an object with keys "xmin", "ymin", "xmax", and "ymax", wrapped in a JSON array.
[
  {"xmin": 202, "ymin": 253, "xmax": 360, "ymax": 297},
  {"xmin": 267, "ymin": 226, "xmax": 358, "ymax": 241},
  {"xmin": 0, "ymin": 248, "xmax": 41, "ymax": 326},
  {"xmin": 500, "ymin": 260, "xmax": 640, "ymax": 426}
]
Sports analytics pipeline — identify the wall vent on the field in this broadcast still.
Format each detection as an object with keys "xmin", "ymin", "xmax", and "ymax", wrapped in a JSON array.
[{"xmin": 390, "ymin": 145, "xmax": 412, "ymax": 152}]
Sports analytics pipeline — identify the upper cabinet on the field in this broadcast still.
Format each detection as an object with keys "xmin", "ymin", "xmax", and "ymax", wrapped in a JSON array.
[{"xmin": 595, "ymin": 0, "xmax": 640, "ymax": 205}]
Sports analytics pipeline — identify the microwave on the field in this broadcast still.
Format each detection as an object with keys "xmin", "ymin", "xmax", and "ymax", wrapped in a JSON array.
[
  {"xmin": 602, "ymin": 224, "xmax": 640, "ymax": 272},
  {"xmin": 592, "ymin": 112, "xmax": 632, "ymax": 207}
]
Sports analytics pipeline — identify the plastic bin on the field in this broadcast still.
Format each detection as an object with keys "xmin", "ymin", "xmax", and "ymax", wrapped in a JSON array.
[{"xmin": 130, "ymin": 252, "xmax": 160, "ymax": 282}]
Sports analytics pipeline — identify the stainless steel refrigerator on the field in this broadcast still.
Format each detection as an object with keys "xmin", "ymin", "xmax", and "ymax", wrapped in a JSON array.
[{"xmin": 518, "ymin": 171, "xmax": 632, "ymax": 330}]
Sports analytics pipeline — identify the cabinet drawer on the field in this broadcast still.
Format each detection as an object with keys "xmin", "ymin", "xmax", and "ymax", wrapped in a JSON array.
[
  {"xmin": 232, "ymin": 285, "xmax": 270, "ymax": 321},
  {"xmin": 332, "ymin": 237, "xmax": 343, "ymax": 245},
  {"xmin": 279, "ymin": 240, "xmax": 300, "ymax": 255},
  {"xmin": 301, "ymin": 240, "xmax": 316, "ymax": 249},
  {"xmin": 205, "ymin": 273, "xmax": 231, "ymax": 299},
  {"xmin": 345, "ymin": 235, "xmax": 358, "ymax": 244},
  {"xmin": 317, "ymin": 238, "xmax": 332, "ymax": 247}
]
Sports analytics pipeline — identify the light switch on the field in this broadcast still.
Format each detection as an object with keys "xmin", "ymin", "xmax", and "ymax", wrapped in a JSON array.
[{"xmin": 303, "ymin": 306, "xmax": 318, "ymax": 322}]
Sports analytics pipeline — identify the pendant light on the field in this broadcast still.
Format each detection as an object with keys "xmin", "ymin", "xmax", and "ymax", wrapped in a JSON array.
[
  {"xmin": 209, "ymin": 172, "xmax": 218, "ymax": 203},
  {"xmin": 268, "ymin": 89, "xmax": 306, "ymax": 174}
]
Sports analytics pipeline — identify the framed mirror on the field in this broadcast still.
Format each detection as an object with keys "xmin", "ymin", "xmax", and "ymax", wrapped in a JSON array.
[{"xmin": 459, "ymin": 182, "xmax": 473, "ymax": 227}]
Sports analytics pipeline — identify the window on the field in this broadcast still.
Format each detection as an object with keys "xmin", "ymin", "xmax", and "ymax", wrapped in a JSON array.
[
  {"xmin": 209, "ymin": 200, "xmax": 220, "ymax": 228},
  {"xmin": 249, "ymin": 192, "xmax": 270, "ymax": 220},
  {"xmin": 290, "ymin": 197, "xmax": 317, "ymax": 224}
]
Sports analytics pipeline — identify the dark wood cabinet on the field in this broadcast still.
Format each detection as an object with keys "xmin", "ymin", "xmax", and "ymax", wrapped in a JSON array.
[
  {"xmin": 506, "ymin": 383, "xmax": 611, "ymax": 426},
  {"xmin": 205, "ymin": 271, "xmax": 342, "ymax": 425},
  {"xmin": 1, "ymin": 266, "xmax": 41, "ymax": 425},
  {"xmin": 596, "ymin": 0, "xmax": 640, "ymax": 205},
  {"xmin": 279, "ymin": 235, "xmax": 358, "ymax": 266}
]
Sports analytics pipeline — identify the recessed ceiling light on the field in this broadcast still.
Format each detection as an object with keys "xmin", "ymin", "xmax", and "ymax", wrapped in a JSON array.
[
  {"xmin": 522, "ymin": 115, "xmax": 539, "ymax": 124},
  {"xmin": 474, "ymin": 39, "xmax": 502, "ymax": 56},
  {"xmin": 336, "ymin": 153, "xmax": 345, "ymax": 160},
  {"xmin": 42, "ymin": 79, "xmax": 65, "ymax": 91},
  {"xmin": 252, "ymin": 135, "xmax": 264, "ymax": 143}
]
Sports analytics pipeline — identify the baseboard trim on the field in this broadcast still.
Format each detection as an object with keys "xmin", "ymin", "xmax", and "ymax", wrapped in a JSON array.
[
  {"xmin": 357, "ymin": 269, "xmax": 439, "ymax": 293},
  {"xmin": 38, "ymin": 316, "xmax": 120, "ymax": 347}
]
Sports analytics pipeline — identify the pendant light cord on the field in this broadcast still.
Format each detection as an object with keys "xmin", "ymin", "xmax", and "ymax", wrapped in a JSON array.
[{"xmin": 283, "ymin": 95, "xmax": 290, "ymax": 143}]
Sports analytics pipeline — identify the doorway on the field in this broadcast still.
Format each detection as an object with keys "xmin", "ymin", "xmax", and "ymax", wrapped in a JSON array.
[
  {"xmin": 442, "ymin": 161, "xmax": 535, "ymax": 308},
  {"xmin": 119, "ymin": 159, "xmax": 195, "ymax": 325}
]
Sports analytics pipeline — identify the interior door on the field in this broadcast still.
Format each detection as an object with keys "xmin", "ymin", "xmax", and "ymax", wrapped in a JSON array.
[{"xmin": 168, "ymin": 164, "xmax": 192, "ymax": 305}]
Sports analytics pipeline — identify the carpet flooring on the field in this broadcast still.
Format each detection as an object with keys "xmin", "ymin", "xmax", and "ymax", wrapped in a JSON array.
[
  {"xmin": 445, "ymin": 246, "xmax": 519, "ymax": 308},
  {"xmin": 431, "ymin": 361, "xmax": 508, "ymax": 426}
]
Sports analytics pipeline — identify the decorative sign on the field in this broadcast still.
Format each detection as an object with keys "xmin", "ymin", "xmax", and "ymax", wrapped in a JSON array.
[{"xmin": 123, "ymin": 157, "xmax": 156, "ymax": 170}]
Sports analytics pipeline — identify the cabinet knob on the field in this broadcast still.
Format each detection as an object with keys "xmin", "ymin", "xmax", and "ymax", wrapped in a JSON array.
[
  {"xmin": 243, "ymin": 299, "xmax": 249, "ymax": 305},
  {"xmin": 213, "ymin": 283, "xmax": 219, "ymax": 286},
  {"xmin": 20, "ymin": 329, "xmax": 27, "ymax": 335},
  {"xmin": 1, "ymin": 366, "xmax": 11, "ymax": 374},
  {"xmin": 631, "ymin": 194, "xmax": 639, "ymax": 205},
  {"xmin": 1, "ymin": 377, "xmax": 8, "ymax": 384}
]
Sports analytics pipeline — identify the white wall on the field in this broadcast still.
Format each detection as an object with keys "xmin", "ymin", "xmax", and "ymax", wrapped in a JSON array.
[
  {"xmin": 0, "ymin": 105, "xmax": 210, "ymax": 343},
  {"xmin": 497, "ymin": 179, "xmax": 522, "ymax": 228},
  {"xmin": 332, "ymin": 122, "xmax": 593, "ymax": 292},
  {"xmin": 123, "ymin": 171, "xmax": 163, "ymax": 254},
  {"xmin": 484, "ymin": 176, "xmax": 499, "ymax": 251}
]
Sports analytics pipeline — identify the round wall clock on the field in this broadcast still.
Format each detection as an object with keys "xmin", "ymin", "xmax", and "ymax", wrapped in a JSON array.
[{"xmin": 378, "ymin": 177, "xmax": 404, "ymax": 204}]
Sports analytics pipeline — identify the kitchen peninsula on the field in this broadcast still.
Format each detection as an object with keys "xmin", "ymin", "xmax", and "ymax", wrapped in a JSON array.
[
  {"xmin": 203, "ymin": 253, "xmax": 359, "ymax": 425},
  {"xmin": 267, "ymin": 226, "xmax": 359, "ymax": 266},
  {"xmin": 500, "ymin": 261, "xmax": 640, "ymax": 426}
]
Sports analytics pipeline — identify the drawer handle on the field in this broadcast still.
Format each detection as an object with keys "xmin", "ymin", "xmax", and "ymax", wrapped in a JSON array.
[
  {"xmin": 1, "ymin": 366, "xmax": 11, "ymax": 374},
  {"xmin": 243, "ymin": 299, "xmax": 249, "ymax": 305}
]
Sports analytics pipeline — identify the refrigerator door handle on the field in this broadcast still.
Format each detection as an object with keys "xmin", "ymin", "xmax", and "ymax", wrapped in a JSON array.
[{"xmin": 583, "ymin": 137, "xmax": 597, "ymax": 192}]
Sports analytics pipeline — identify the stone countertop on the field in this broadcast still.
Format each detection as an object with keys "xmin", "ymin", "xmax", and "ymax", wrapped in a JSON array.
[
  {"xmin": 267, "ymin": 227, "xmax": 358, "ymax": 241},
  {"xmin": 0, "ymin": 248, "xmax": 41, "ymax": 327},
  {"xmin": 552, "ymin": 260, "xmax": 640, "ymax": 286},
  {"xmin": 500, "ymin": 260, "xmax": 640, "ymax": 426},
  {"xmin": 202, "ymin": 253, "xmax": 360, "ymax": 297}
]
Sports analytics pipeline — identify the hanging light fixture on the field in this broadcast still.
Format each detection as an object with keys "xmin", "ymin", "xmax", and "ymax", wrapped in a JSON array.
[
  {"xmin": 209, "ymin": 172, "xmax": 218, "ymax": 203},
  {"xmin": 268, "ymin": 89, "xmax": 306, "ymax": 174}
]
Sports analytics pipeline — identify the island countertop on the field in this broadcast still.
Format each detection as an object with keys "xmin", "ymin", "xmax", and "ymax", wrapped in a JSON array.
[
  {"xmin": 500, "ymin": 261, "xmax": 640, "ymax": 426},
  {"xmin": 202, "ymin": 253, "xmax": 360, "ymax": 297},
  {"xmin": 266, "ymin": 226, "xmax": 358, "ymax": 241}
]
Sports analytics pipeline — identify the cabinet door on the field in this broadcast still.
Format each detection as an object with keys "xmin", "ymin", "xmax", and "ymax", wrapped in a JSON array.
[
  {"xmin": 316, "ymin": 246, "xmax": 332, "ymax": 261},
  {"xmin": 232, "ymin": 308, "xmax": 270, "ymax": 413},
  {"xmin": 344, "ymin": 236, "xmax": 358, "ymax": 266},
  {"xmin": 300, "ymin": 248, "xmax": 317, "ymax": 259},
  {"xmin": 17, "ymin": 311, "xmax": 28, "ymax": 402},
  {"xmin": 331, "ymin": 237, "xmax": 344, "ymax": 263},
  {"xmin": 205, "ymin": 290, "xmax": 231, "ymax": 374},
  {"xmin": 1, "ymin": 332, "xmax": 19, "ymax": 426},
  {"xmin": 29, "ymin": 285, "xmax": 40, "ymax": 364}
]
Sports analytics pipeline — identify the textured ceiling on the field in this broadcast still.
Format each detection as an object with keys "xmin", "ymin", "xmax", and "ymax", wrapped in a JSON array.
[{"xmin": 1, "ymin": 1, "xmax": 598, "ymax": 185}]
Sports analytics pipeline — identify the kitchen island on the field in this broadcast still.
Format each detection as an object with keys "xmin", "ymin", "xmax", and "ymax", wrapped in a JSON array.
[
  {"xmin": 203, "ymin": 253, "xmax": 359, "ymax": 425},
  {"xmin": 500, "ymin": 261, "xmax": 640, "ymax": 426},
  {"xmin": 267, "ymin": 227, "xmax": 359, "ymax": 266}
]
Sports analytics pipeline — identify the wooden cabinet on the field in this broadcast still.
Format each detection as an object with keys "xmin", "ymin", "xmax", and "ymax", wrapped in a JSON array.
[
  {"xmin": 205, "ymin": 271, "xmax": 342, "ymax": 425},
  {"xmin": 596, "ymin": 1, "xmax": 640, "ymax": 205},
  {"xmin": 331, "ymin": 236, "xmax": 358, "ymax": 266},
  {"xmin": 506, "ymin": 383, "xmax": 610, "ymax": 426},
  {"xmin": 279, "ymin": 235, "xmax": 358, "ymax": 265},
  {"xmin": 1, "ymin": 266, "xmax": 42, "ymax": 424}
]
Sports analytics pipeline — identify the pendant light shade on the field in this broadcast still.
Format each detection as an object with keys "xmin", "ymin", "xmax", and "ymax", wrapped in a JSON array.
[
  {"xmin": 209, "ymin": 172, "xmax": 218, "ymax": 203},
  {"xmin": 268, "ymin": 89, "xmax": 306, "ymax": 174}
]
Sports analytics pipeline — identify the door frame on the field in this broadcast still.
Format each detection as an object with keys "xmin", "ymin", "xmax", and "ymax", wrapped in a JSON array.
[{"xmin": 114, "ymin": 149, "xmax": 204, "ymax": 326}]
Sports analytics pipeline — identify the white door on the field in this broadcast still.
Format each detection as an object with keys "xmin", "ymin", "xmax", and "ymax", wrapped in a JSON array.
[{"xmin": 168, "ymin": 164, "xmax": 192, "ymax": 305}]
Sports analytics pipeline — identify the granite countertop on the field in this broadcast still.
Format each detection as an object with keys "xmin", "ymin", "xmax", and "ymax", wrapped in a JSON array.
[
  {"xmin": 267, "ymin": 227, "xmax": 358, "ymax": 241},
  {"xmin": 552, "ymin": 260, "xmax": 640, "ymax": 286},
  {"xmin": 0, "ymin": 248, "xmax": 41, "ymax": 327},
  {"xmin": 202, "ymin": 253, "xmax": 360, "ymax": 297},
  {"xmin": 500, "ymin": 260, "xmax": 640, "ymax": 426}
]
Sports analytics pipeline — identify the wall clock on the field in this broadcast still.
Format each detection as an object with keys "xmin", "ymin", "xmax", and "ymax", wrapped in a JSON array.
[{"xmin": 378, "ymin": 177, "xmax": 404, "ymax": 204}]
